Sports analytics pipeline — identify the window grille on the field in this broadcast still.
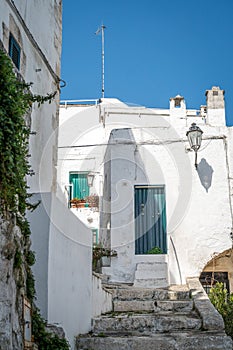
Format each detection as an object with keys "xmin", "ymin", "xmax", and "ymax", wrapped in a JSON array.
[
  {"xmin": 200, "ymin": 271, "xmax": 229, "ymax": 294},
  {"xmin": 9, "ymin": 33, "xmax": 21, "ymax": 69}
]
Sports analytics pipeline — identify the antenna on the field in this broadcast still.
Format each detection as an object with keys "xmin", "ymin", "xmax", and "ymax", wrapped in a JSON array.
[{"xmin": 95, "ymin": 24, "xmax": 106, "ymax": 98}]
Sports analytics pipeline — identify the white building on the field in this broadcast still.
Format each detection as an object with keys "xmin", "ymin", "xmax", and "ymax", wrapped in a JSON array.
[
  {"xmin": 0, "ymin": 2, "xmax": 93, "ymax": 349},
  {"xmin": 59, "ymin": 87, "xmax": 233, "ymax": 295}
]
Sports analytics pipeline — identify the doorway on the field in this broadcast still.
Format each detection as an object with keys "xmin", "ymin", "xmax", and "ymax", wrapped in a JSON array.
[{"xmin": 134, "ymin": 185, "xmax": 167, "ymax": 254}]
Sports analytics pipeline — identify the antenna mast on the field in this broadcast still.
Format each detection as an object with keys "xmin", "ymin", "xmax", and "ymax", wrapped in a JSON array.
[
  {"xmin": 96, "ymin": 24, "xmax": 106, "ymax": 98},
  {"xmin": 101, "ymin": 24, "xmax": 106, "ymax": 99}
]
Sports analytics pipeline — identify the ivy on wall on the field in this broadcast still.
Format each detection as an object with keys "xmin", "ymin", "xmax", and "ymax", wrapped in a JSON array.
[
  {"xmin": 0, "ymin": 49, "xmax": 69, "ymax": 349},
  {"xmin": 0, "ymin": 48, "xmax": 56, "ymax": 215}
]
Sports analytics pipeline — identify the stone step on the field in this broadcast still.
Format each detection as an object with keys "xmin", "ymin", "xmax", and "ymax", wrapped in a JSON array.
[
  {"xmin": 76, "ymin": 332, "xmax": 233, "ymax": 350},
  {"xmin": 133, "ymin": 262, "xmax": 169, "ymax": 288},
  {"xmin": 113, "ymin": 299, "xmax": 193, "ymax": 313},
  {"xmin": 113, "ymin": 300, "xmax": 155, "ymax": 312},
  {"xmin": 134, "ymin": 277, "xmax": 168, "ymax": 288},
  {"xmin": 134, "ymin": 262, "xmax": 168, "ymax": 288},
  {"xmin": 111, "ymin": 287, "xmax": 190, "ymax": 301},
  {"xmin": 92, "ymin": 313, "xmax": 202, "ymax": 334},
  {"xmin": 135, "ymin": 269, "xmax": 167, "ymax": 279},
  {"xmin": 135, "ymin": 261, "xmax": 167, "ymax": 272},
  {"xmin": 154, "ymin": 300, "xmax": 194, "ymax": 313}
]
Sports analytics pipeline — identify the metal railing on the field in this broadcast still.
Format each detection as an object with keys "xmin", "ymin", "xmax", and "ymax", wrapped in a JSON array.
[{"xmin": 60, "ymin": 99, "xmax": 100, "ymax": 108}]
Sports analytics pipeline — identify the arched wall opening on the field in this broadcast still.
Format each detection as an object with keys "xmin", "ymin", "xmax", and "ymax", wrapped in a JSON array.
[{"xmin": 199, "ymin": 249, "xmax": 233, "ymax": 294}]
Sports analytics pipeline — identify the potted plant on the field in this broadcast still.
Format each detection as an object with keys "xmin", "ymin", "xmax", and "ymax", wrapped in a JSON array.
[
  {"xmin": 85, "ymin": 194, "xmax": 99, "ymax": 209},
  {"xmin": 146, "ymin": 246, "xmax": 163, "ymax": 254},
  {"xmin": 92, "ymin": 244, "xmax": 117, "ymax": 271},
  {"xmin": 70, "ymin": 198, "xmax": 86, "ymax": 208}
]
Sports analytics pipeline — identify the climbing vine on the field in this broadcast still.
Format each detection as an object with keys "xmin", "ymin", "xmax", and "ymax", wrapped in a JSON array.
[
  {"xmin": 0, "ymin": 48, "xmax": 56, "ymax": 215},
  {"xmin": 0, "ymin": 49, "xmax": 69, "ymax": 349},
  {"xmin": 32, "ymin": 308, "xmax": 70, "ymax": 350}
]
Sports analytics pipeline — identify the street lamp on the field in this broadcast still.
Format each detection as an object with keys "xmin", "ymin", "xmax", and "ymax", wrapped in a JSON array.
[
  {"xmin": 186, "ymin": 123, "xmax": 203, "ymax": 169},
  {"xmin": 87, "ymin": 173, "xmax": 95, "ymax": 187}
]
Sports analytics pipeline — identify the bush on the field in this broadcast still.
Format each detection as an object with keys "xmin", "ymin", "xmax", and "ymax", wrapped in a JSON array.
[{"xmin": 209, "ymin": 282, "xmax": 233, "ymax": 338}]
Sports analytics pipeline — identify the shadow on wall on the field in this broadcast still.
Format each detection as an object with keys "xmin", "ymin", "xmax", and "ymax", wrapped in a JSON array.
[{"xmin": 197, "ymin": 158, "xmax": 214, "ymax": 192}]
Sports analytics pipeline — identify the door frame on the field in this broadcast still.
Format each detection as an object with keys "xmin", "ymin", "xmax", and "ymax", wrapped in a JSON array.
[{"xmin": 134, "ymin": 184, "xmax": 167, "ymax": 254}]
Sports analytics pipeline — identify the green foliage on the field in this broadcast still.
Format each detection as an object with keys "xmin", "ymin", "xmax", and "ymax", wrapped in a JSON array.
[
  {"xmin": 209, "ymin": 282, "xmax": 233, "ymax": 338},
  {"xmin": 25, "ymin": 250, "xmax": 36, "ymax": 266},
  {"xmin": 0, "ymin": 49, "xmax": 70, "ymax": 348},
  {"xmin": 209, "ymin": 282, "xmax": 228, "ymax": 313},
  {"xmin": 97, "ymin": 332, "xmax": 107, "ymax": 337},
  {"xmin": 26, "ymin": 268, "xmax": 35, "ymax": 302},
  {"xmin": 0, "ymin": 49, "xmax": 56, "ymax": 214},
  {"xmin": 16, "ymin": 215, "xmax": 31, "ymax": 237},
  {"xmin": 32, "ymin": 308, "xmax": 70, "ymax": 350},
  {"xmin": 14, "ymin": 248, "xmax": 22, "ymax": 269},
  {"xmin": 146, "ymin": 246, "xmax": 163, "ymax": 254}
]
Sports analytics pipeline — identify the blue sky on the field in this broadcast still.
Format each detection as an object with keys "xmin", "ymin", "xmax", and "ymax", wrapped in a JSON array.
[{"xmin": 61, "ymin": 0, "xmax": 233, "ymax": 126}]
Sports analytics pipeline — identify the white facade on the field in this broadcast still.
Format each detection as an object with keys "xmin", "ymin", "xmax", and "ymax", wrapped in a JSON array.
[
  {"xmin": 0, "ymin": 0, "xmax": 61, "ymax": 193},
  {"xmin": 59, "ymin": 88, "xmax": 233, "ymax": 294},
  {"xmin": 0, "ymin": 2, "xmax": 93, "ymax": 349},
  {"xmin": 102, "ymin": 121, "xmax": 232, "ymax": 285}
]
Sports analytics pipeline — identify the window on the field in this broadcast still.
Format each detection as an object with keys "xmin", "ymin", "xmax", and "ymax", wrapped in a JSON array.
[
  {"xmin": 9, "ymin": 33, "xmax": 21, "ymax": 69},
  {"xmin": 200, "ymin": 272, "xmax": 229, "ymax": 294},
  {"xmin": 69, "ymin": 173, "xmax": 90, "ymax": 200},
  {"xmin": 213, "ymin": 91, "xmax": 218, "ymax": 96}
]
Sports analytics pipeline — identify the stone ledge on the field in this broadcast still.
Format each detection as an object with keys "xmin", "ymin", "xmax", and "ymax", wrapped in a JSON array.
[{"xmin": 187, "ymin": 277, "xmax": 225, "ymax": 331}]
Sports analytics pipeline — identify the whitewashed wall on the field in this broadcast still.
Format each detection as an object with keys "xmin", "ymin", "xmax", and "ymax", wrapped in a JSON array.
[
  {"xmin": 0, "ymin": 0, "xmax": 61, "ymax": 193},
  {"xmin": 58, "ymin": 106, "xmax": 105, "ymax": 206},
  {"xmin": 102, "ymin": 122, "xmax": 232, "ymax": 285},
  {"xmin": 92, "ymin": 273, "xmax": 112, "ymax": 317},
  {"xmin": 11, "ymin": 0, "xmax": 62, "ymax": 74},
  {"xmin": 0, "ymin": 3, "xmax": 94, "ymax": 349},
  {"xmin": 59, "ymin": 97, "xmax": 233, "ymax": 288},
  {"xmin": 48, "ymin": 195, "xmax": 92, "ymax": 348}
]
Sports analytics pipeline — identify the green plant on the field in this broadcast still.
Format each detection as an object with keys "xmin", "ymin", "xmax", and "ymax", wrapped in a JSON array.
[
  {"xmin": 16, "ymin": 215, "xmax": 31, "ymax": 237},
  {"xmin": 0, "ymin": 48, "xmax": 56, "ymax": 215},
  {"xmin": 26, "ymin": 268, "xmax": 35, "ymax": 302},
  {"xmin": 0, "ymin": 49, "xmax": 70, "ymax": 348},
  {"xmin": 32, "ymin": 307, "xmax": 70, "ymax": 350},
  {"xmin": 97, "ymin": 332, "xmax": 106, "ymax": 337},
  {"xmin": 14, "ymin": 249, "xmax": 22, "ymax": 269},
  {"xmin": 209, "ymin": 282, "xmax": 233, "ymax": 338},
  {"xmin": 146, "ymin": 246, "xmax": 163, "ymax": 254},
  {"xmin": 25, "ymin": 250, "xmax": 36, "ymax": 266}
]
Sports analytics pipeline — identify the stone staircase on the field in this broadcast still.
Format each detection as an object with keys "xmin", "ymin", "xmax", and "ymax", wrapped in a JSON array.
[
  {"xmin": 76, "ymin": 278, "xmax": 233, "ymax": 350},
  {"xmin": 133, "ymin": 261, "xmax": 168, "ymax": 288}
]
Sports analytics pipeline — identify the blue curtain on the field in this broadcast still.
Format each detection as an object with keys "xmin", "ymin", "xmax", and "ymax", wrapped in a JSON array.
[{"xmin": 135, "ymin": 186, "xmax": 167, "ymax": 254}]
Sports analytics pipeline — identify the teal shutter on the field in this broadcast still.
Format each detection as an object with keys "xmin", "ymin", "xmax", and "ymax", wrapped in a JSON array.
[
  {"xmin": 69, "ymin": 173, "xmax": 89, "ymax": 199},
  {"xmin": 9, "ymin": 33, "xmax": 21, "ymax": 69},
  {"xmin": 135, "ymin": 186, "xmax": 167, "ymax": 254}
]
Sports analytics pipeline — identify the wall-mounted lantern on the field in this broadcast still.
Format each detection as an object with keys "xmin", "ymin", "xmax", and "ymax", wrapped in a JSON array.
[
  {"xmin": 87, "ymin": 173, "xmax": 95, "ymax": 187},
  {"xmin": 186, "ymin": 123, "xmax": 203, "ymax": 169}
]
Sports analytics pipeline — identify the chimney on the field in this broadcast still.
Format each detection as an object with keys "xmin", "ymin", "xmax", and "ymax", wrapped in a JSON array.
[
  {"xmin": 169, "ymin": 95, "xmax": 186, "ymax": 118},
  {"xmin": 205, "ymin": 86, "xmax": 225, "ymax": 126}
]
